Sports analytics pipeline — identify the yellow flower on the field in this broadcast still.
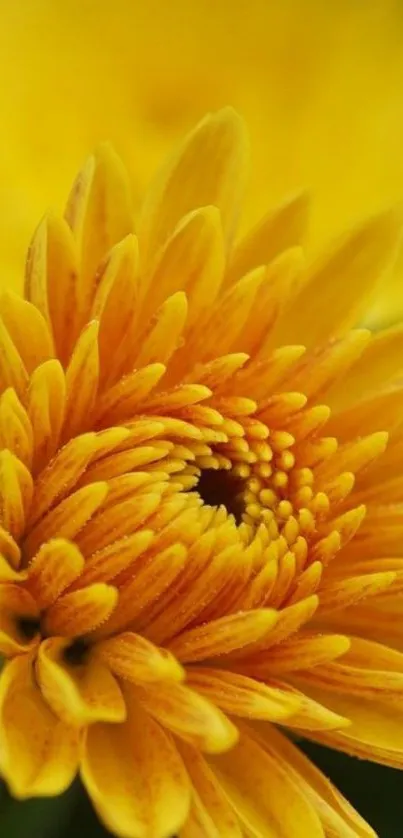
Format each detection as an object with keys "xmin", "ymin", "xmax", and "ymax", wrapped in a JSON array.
[
  {"xmin": 3, "ymin": 0, "xmax": 403, "ymax": 328},
  {"xmin": 1, "ymin": 109, "xmax": 403, "ymax": 838}
]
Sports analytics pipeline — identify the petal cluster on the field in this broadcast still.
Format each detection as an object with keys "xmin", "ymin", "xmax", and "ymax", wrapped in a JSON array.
[{"xmin": 0, "ymin": 109, "xmax": 402, "ymax": 837}]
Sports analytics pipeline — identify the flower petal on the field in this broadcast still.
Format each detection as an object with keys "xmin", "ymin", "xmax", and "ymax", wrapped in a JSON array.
[
  {"xmin": 97, "ymin": 632, "xmax": 184, "ymax": 684},
  {"xmin": 226, "ymin": 191, "xmax": 309, "ymax": 286},
  {"xmin": 0, "ymin": 655, "xmax": 79, "ymax": 797},
  {"xmin": 24, "ymin": 481, "xmax": 108, "ymax": 558},
  {"xmin": 0, "ymin": 291, "xmax": 53, "ymax": 373},
  {"xmin": 0, "ymin": 585, "xmax": 39, "ymax": 656},
  {"xmin": 139, "ymin": 107, "xmax": 247, "ymax": 259},
  {"xmin": 135, "ymin": 680, "xmax": 238, "ymax": 754},
  {"xmin": 43, "ymin": 583, "xmax": 118, "ymax": 637},
  {"xmin": 167, "ymin": 609, "xmax": 278, "ymax": 663},
  {"xmin": 65, "ymin": 144, "xmax": 133, "ymax": 326},
  {"xmin": 270, "ymin": 209, "xmax": 403, "ymax": 349},
  {"xmin": 178, "ymin": 741, "xmax": 243, "ymax": 838},
  {"xmin": 25, "ymin": 213, "xmax": 80, "ymax": 364},
  {"xmin": 26, "ymin": 538, "xmax": 85, "ymax": 609},
  {"xmin": 187, "ymin": 667, "xmax": 302, "ymax": 722},
  {"xmin": 247, "ymin": 723, "xmax": 375, "ymax": 838},
  {"xmin": 293, "ymin": 682, "xmax": 403, "ymax": 768},
  {"xmin": 82, "ymin": 694, "xmax": 191, "ymax": 838},
  {"xmin": 63, "ymin": 320, "xmax": 99, "ymax": 441},
  {"xmin": 208, "ymin": 727, "xmax": 324, "ymax": 838},
  {"xmin": 0, "ymin": 450, "xmax": 33, "ymax": 540},
  {"xmin": 27, "ymin": 359, "xmax": 66, "ymax": 473},
  {"xmin": 37, "ymin": 637, "xmax": 126, "ymax": 726}
]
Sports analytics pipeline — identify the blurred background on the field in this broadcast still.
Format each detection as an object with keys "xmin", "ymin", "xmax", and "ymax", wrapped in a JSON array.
[
  {"xmin": 2, "ymin": 0, "xmax": 403, "ymax": 324},
  {"xmin": 1, "ymin": 0, "xmax": 403, "ymax": 833}
]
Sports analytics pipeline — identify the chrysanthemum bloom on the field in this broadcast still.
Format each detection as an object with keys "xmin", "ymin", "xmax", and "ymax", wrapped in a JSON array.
[{"xmin": 0, "ymin": 109, "xmax": 403, "ymax": 838}]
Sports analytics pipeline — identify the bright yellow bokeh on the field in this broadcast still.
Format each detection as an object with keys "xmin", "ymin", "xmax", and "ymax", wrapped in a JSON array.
[{"xmin": 1, "ymin": 0, "xmax": 403, "ymax": 321}]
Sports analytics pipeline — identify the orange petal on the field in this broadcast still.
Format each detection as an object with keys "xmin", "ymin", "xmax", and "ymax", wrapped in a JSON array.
[
  {"xmin": 65, "ymin": 144, "xmax": 133, "ymax": 326},
  {"xmin": 92, "ymin": 234, "xmax": 140, "ymax": 387},
  {"xmin": 0, "ymin": 450, "xmax": 33, "ymax": 540},
  {"xmin": 227, "ymin": 596, "xmax": 319, "ymax": 660},
  {"xmin": 135, "ymin": 680, "xmax": 238, "ymax": 754},
  {"xmin": 25, "ymin": 213, "xmax": 80, "ymax": 364},
  {"xmin": 27, "ymin": 359, "xmax": 66, "ymax": 474},
  {"xmin": 0, "ymin": 655, "xmax": 79, "ymax": 797},
  {"xmin": 208, "ymin": 727, "xmax": 324, "ymax": 838},
  {"xmin": 24, "ymin": 481, "xmax": 108, "ymax": 558},
  {"xmin": 296, "ymin": 685, "xmax": 403, "ymax": 769},
  {"xmin": 37, "ymin": 638, "xmax": 126, "ymax": 726},
  {"xmin": 0, "ymin": 585, "xmax": 39, "ymax": 656},
  {"xmin": 317, "ymin": 571, "xmax": 396, "ymax": 614},
  {"xmin": 97, "ymin": 632, "xmax": 184, "ymax": 684},
  {"xmin": 43, "ymin": 583, "xmax": 117, "ymax": 637},
  {"xmin": 226, "ymin": 191, "xmax": 309, "ymax": 286},
  {"xmin": 26, "ymin": 539, "xmax": 85, "ymax": 609},
  {"xmin": 98, "ymin": 542, "xmax": 187, "ymax": 637},
  {"xmin": 178, "ymin": 741, "xmax": 243, "ymax": 838},
  {"xmin": 240, "ymin": 633, "xmax": 351, "ymax": 677},
  {"xmin": 77, "ymin": 529, "xmax": 154, "ymax": 587},
  {"xmin": 0, "ymin": 291, "xmax": 53, "ymax": 373},
  {"xmin": 246, "ymin": 723, "xmax": 375, "ymax": 838},
  {"xmin": 82, "ymin": 694, "xmax": 191, "ymax": 838},
  {"xmin": 95, "ymin": 363, "xmax": 165, "ymax": 426},
  {"xmin": 187, "ymin": 668, "xmax": 302, "ymax": 722},
  {"xmin": 139, "ymin": 107, "xmax": 247, "ymax": 259},
  {"xmin": 134, "ymin": 291, "xmax": 188, "ymax": 368},
  {"xmin": 0, "ymin": 388, "xmax": 33, "ymax": 469},
  {"xmin": 28, "ymin": 432, "xmax": 99, "ymax": 528},
  {"xmin": 63, "ymin": 320, "xmax": 99, "ymax": 441},
  {"xmin": 271, "ymin": 209, "xmax": 402, "ymax": 348},
  {"xmin": 142, "ymin": 205, "xmax": 225, "ymax": 331},
  {"xmin": 0, "ymin": 315, "xmax": 28, "ymax": 398},
  {"xmin": 167, "ymin": 609, "xmax": 278, "ymax": 663}
]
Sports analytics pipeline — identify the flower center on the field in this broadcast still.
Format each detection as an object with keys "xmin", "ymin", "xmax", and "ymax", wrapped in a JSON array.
[{"xmin": 196, "ymin": 469, "xmax": 246, "ymax": 524}]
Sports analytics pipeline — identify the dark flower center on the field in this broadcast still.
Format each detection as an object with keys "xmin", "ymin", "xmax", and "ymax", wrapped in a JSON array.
[
  {"xmin": 18, "ymin": 616, "xmax": 41, "ymax": 641},
  {"xmin": 196, "ymin": 469, "xmax": 246, "ymax": 524},
  {"xmin": 63, "ymin": 638, "xmax": 90, "ymax": 667}
]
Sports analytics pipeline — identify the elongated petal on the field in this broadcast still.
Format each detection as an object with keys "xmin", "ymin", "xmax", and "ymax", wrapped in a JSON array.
[
  {"xmin": 37, "ymin": 638, "xmax": 126, "ymax": 726},
  {"xmin": 63, "ymin": 320, "xmax": 99, "ymax": 441},
  {"xmin": 82, "ymin": 695, "xmax": 191, "ymax": 838},
  {"xmin": 0, "ymin": 450, "xmax": 33, "ymax": 540},
  {"xmin": 0, "ymin": 388, "xmax": 33, "ymax": 468},
  {"xmin": 27, "ymin": 359, "xmax": 66, "ymax": 473},
  {"xmin": 26, "ymin": 214, "xmax": 80, "ymax": 364},
  {"xmin": 0, "ymin": 585, "xmax": 39, "ymax": 656},
  {"xmin": 141, "ymin": 205, "xmax": 225, "ymax": 328},
  {"xmin": 187, "ymin": 667, "xmax": 302, "ymax": 722},
  {"xmin": 24, "ymin": 481, "xmax": 109, "ymax": 558},
  {"xmin": 270, "ymin": 210, "xmax": 402, "ymax": 348},
  {"xmin": 65, "ymin": 144, "xmax": 133, "ymax": 325},
  {"xmin": 26, "ymin": 539, "xmax": 85, "ymax": 609},
  {"xmin": 97, "ymin": 632, "xmax": 184, "ymax": 684},
  {"xmin": 226, "ymin": 191, "xmax": 309, "ymax": 286},
  {"xmin": 0, "ymin": 291, "xmax": 53, "ymax": 373},
  {"xmin": 247, "ymin": 723, "xmax": 376, "ymax": 838},
  {"xmin": 168, "ymin": 609, "xmax": 278, "ymax": 662},
  {"xmin": 297, "ymin": 685, "xmax": 403, "ymax": 768},
  {"xmin": 43, "ymin": 583, "xmax": 117, "ymax": 637},
  {"xmin": 134, "ymin": 680, "xmax": 238, "ymax": 754},
  {"xmin": 0, "ymin": 655, "xmax": 79, "ymax": 797},
  {"xmin": 208, "ymin": 728, "xmax": 324, "ymax": 838},
  {"xmin": 178, "ymin": 741, "xmax": 243, "ymax": 838},
  {"xmin": 139, "ymin": 107, "xmax": 247, "ymax": 259}
]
